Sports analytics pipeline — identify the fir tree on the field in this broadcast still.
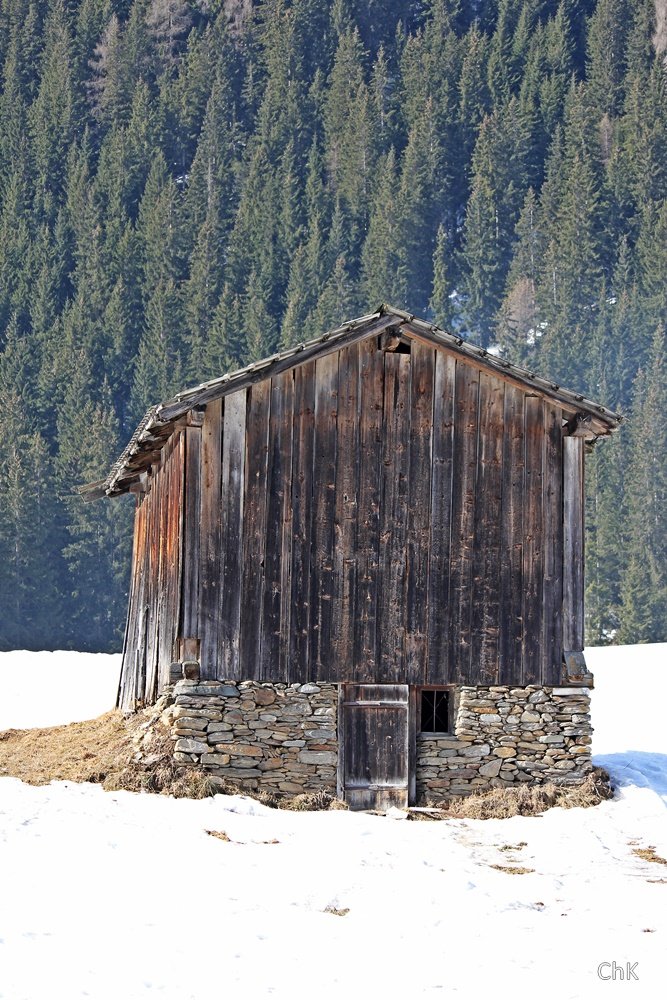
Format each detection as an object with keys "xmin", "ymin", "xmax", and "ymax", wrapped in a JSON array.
[{"xmin": 618, "ymin": 328, "xmax": 667, "ymax": 642}]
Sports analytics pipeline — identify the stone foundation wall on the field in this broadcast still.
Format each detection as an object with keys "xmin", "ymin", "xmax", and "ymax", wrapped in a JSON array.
[
  {"xmin": 164, "ymin": 679, "xmax": 338, "ymax": 797},
  {"xmin": 417, "ymin": 685, "xmax": 593, "ymax": 802},
  {"xmin": 161, "ymin": 677, "xmax": 592, "ymax": 804}
]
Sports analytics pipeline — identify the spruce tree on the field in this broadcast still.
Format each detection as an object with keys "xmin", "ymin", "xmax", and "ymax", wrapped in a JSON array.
[{"xmin": 618, "ymin": 327, "xmax": 667, "ymax": 642}]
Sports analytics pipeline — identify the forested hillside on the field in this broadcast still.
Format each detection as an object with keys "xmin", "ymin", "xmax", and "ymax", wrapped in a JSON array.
[{"xmin": 0, "ymin": 0, "xmax": 665, "ymax": 651}]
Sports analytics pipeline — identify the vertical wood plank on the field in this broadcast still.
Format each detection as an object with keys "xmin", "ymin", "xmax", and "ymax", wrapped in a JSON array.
[
  {"xmin": 405, "ymin": 343, "xmax": 434, "ymax": 684},
  {"xmin": 144, "ymin": 477, "xmax": 159, "ymax": 702},
  {"xmin": 542, "ymin": 405, "xmax": 563, "ymax": 683},
  {"xmin": 135, "ymin": 509, "xmax": 149, "ymax": 707},
  {"xmin": 118, "ymin": 494, "xmax": 144, "ymax": 709},
  {"xmin": 156, "ymin": 445, "xmax": 170, "ymax": 691},
  {"xmin": 309, "ymin": 352, "xmax": 339, "ymax": 680},
  {"xmin": 470, "ymin": 372, "xmax": 505, "ymax": 684},
  {"xmin": 278, "ymin": 376, "xmax": 295, "ymax": 683},
  {"xmin": 563, "ymin": 434, "xmax": 585, "ymax": 651},
  {"xmin": 498, "ymin": 386, "xmax": 525, "ymax": 684},
  {"xmin": 427, "ymin": 352, "xmax": 456, "ymax": 684},
  {"xmin": 448, "ymin": 361, "xmax": 480, "ymax": 684},
  {"xmin": 260, "ymin": 372, "xmax": 294, "ymax": 681},
  {"xmin": 289, "ymin": 364, "xmax": 316, "ymax": 684},
  {"xmin": 353, "ymin": 340, "xmax": 384, "ymax": 682},
  {"xmin": 165, "ymin": 434, "xmax": 184, "ymax": 688},
  {"xmin": 332, "ymin": 345, "xmax": 360, "ymax": 680},
  {"xmin": 180, "ymin": 423, "xmax": 202, "ymax": 647},
  {"xmin": 156, "ymin": 448, "xmax": 172, "ymax": 698},
  {"xmin": 220, "ymin": 389, "xmax": 247, "ymax": 681},
  {"xmin": 240, "ymin": 382, "xmax": 271, "ymax": 677},
  {"xmin": 174, "ymin": 431, "xmax": 185, "ymax": 656},
  {"xmin": 523, "ymin": 395, "xmax": 544, "ymax": 684},
  {"xmin": 199, "ymin": 399, "xmax": 223, "ymax": 679},
  {"xmin": 377, "ymin": 350, "xmax": 410, "ymax": 683},
  {"xmin": 135, "ymin": 497, "xmax": 149, "ymax": 705}
]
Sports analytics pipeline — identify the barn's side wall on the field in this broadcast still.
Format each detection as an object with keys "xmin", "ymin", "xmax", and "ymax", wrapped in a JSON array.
[
  {"xmin": 189, "ymin": 335, "xmax": 566, "ymax": 689},
  {"xmin": 118, "ymin": 433, "xmax": 185, "ymax": 710},
  {"xmin": 161, "ymin": 678, "xmax": 592, "ymax": 802}
]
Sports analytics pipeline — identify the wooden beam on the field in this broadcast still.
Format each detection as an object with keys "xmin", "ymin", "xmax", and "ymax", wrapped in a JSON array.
[
  {"xmin": 399, "ymin": 322, "xmax": 614, "ymax": 438},
  {"xmin": 180, "ymin": 421, "xmax": 202, "ymax": 646},
  {"xmin": 157, "ymin": 315, "xmax": 401, "ymax": 422},
  {"xmin": 563, "ymin": 435, "xmax": 585, "ymax": 652}
]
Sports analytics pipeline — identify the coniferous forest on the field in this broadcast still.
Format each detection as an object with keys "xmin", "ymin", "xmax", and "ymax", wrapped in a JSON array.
[{"xmin": 0, "ymin": 0, "xmax": 665, "ymax": 652}]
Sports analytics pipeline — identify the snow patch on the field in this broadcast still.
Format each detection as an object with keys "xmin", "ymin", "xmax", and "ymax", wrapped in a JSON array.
[{"xmin": 0, "ymin": 645, "xmax": 665, "ymax": 998}]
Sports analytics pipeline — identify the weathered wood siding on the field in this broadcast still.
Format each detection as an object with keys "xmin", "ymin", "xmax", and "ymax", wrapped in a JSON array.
[
  {"xmin": 118, "ymin": 433, "xmax": 184, "ymax": 709},
  {"xmin": 178, "ymin": 336, "xmax": 566, "ymax": 687}
]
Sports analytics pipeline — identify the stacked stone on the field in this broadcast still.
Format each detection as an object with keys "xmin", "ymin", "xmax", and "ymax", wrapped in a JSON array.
[
  {"xmin": 416, "ymin": 685, "xmax": 593, "ymax": 802},
  {"xmin": 166, "ymin": 679, "xmax": 338, "ymax": 797}
]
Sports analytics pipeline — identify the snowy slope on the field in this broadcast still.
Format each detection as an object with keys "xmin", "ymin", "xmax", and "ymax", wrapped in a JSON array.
[
  {"xmin": 0, "ymin": 646, "xmax": 665, "ymax": 1000},
  {"xmin": 0, "ymin": 651, "xmax": 120, "ymax": 730}
]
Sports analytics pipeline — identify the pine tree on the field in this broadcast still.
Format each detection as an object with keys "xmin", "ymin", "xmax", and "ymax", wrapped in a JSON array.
[
  {"xmin": 586, "ymin": 0, "xmax": 630, "ymax": 119},
  {"xmin": 323, "ymin": 28, "xmax": 376, "ymax": 221},
  {"xmin": 618, "ymin": 327, "xmax": 667, "ymax": 642},
  {"xmin": 497, "ymin": 187, "xmax": 543, "ymax": 364},
  {"xmin": 88, "ymin": 14, "xmax": 130, "ymax": 127},
  {"xmin": 280, "ymin": 243, "xmax": 313, "ymax": 349},
  {"xmin": 460, "ymin": 100, "xmax": 530, "ymax": 345},
  {"xmin": 429, "ymin": 223, "xmax": 454, "ymax": 331},
  {"xmin": 0, "ymin": 323, "xmax": 60, "ymax": 649},
  {"xmin": 360, "ymin": 148, "xmax": 407, "ymax": 307},
  {"xmin": 55, "ymin": 356, "xmax": 131, "ymax": 650},
  {"xmin": 28, "ymin": 0, "xmax": 78, "ymax": 221}
]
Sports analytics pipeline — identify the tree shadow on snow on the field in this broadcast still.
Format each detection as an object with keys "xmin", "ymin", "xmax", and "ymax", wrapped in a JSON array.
[{"xmin": 594, "ymin": 752, "xmax": 667, "ymax": 804}]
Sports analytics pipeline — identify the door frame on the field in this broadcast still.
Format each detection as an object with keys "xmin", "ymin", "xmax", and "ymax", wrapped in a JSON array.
[{"xmin": 337, "ymin": 683, "xmax": 416, "ymax": 809}]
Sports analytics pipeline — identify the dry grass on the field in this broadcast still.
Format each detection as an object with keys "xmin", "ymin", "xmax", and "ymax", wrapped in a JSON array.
[
  {"xmin": 489, "ymin": 864, "xmax": 535, "ymax": 875},
  {"xmin": 0, "ymin": 711, "xmax": 216, "ymax": 799},
  {"xmin": 0, "ymin": 711, "xmax": 138, "ymax": 786},
  {"xmin": 324, "ymin": 905, "xmax": 350, "ymax": 917},
  {"xmin": 255, "ymin": 788, "xmax": 348, "ymax": 811},
  {"xmin": 633, "ymin": 846, "xmax": 667, "ymax": 866},
  {"xmin": 206, "ymin": 829, "xmax": 231, "ymax": 842},
  {"xmin": 430, "ymin": 768, "xmax": 614, "ymax": 820}
]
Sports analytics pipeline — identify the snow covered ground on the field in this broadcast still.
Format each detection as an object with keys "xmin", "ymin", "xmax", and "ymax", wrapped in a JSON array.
[
  {"xmin": 0, "ymin": 646, "xmax": 665, "ymax": 1000},
  {"xmin": 0, "ymin": 651, "xmax": 120, "ymax": 730}
]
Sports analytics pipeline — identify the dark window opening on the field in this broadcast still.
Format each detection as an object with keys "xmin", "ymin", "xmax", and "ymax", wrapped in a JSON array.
[
  {"xmin": 377, "ymin": 333, "xmax": 412, "ymax": 354},
  {"xmin": 420, "ymin": 689, "xmax": 450, "ymax": 733}
]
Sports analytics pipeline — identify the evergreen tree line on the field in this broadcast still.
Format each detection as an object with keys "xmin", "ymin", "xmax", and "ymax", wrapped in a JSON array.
[{"xmin": 0, "ymin": 0, "xmax": 665, "ymax": 651}]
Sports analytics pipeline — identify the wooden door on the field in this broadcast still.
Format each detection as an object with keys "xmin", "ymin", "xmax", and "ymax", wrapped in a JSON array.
[{"xmin": 339, "ymin": 684, "xmax": 410, "ymax": 810}]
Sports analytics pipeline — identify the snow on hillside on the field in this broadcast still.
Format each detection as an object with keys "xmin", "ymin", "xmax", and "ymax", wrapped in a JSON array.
[
  {"xmin": 0, "ymin": 651, "xmax": 120, "ymax": 730},
  {"xmin": 0, "ymin": 646, "xmax": 665, "ymax": 1000}
]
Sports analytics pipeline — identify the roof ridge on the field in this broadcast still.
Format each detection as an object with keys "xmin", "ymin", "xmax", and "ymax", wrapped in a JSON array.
[{"xmin": 80, "ymin": 306, "xmax": 622, "ymax": 500}]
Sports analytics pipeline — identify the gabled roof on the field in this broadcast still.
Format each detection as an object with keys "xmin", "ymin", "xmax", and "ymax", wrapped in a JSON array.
[{"xmin": 79, "ymin": 304, "xmax": 622, "ymax": 502}]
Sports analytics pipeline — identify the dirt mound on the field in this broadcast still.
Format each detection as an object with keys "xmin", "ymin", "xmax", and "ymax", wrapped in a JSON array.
[{"xmin": 0, "ymin": 709, "xmax": 215, "ymax": 798}]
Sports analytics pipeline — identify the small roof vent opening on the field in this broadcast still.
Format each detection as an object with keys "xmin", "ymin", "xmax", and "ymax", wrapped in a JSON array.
[{"xmin": 378, "ymin": 331, "xmax": 412, "ymax": 354}]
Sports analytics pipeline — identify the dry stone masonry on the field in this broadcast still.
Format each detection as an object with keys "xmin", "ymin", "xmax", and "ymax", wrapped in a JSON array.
[
  {"xmin": 417, "ymin": 685, "xmax": 593, "ymax": 802},
  {"xmin": 163, "ymin": 678, "xmax": 338, "ymax": 797},
  {"xmin": 161, "ymin": 674, "xmax": 592, "ymax": 803}
]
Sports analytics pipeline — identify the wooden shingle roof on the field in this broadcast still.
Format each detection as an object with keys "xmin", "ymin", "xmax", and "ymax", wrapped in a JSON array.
[{"xmin": 79, "ymin": 304, "xmax": 622, "ymax": 501}]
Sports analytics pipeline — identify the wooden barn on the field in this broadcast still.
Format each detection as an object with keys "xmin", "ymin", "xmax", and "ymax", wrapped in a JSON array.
[{"xmin": 82, "ymin": 305, "xmax": 621, "ymax": 808}]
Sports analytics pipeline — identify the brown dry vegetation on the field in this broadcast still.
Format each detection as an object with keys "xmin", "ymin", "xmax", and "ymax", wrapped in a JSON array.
[
  {"xmin": 489, "ymin": 864, "xmax": 536, "ymax": 875},
  {"xmin": 0, "ymin": 712, "xmax": 137, "ymax": 786},
  {"xmin": 417, "ymin": 768, "xmax": 614, "ymax": 820},
  {"xmin": 632, "ymin": 846, "xmax": 667, "ymax": 866},
  {"xmin": 0, "ymin": 711, "xmax": 216, "ymax": 798}
]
